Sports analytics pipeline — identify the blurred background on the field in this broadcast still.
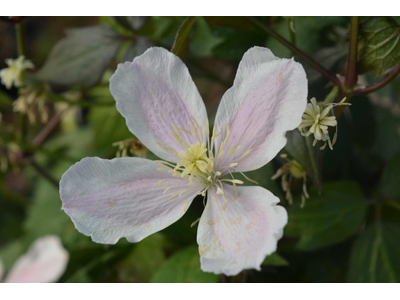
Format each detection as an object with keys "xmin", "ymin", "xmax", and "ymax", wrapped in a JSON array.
[{"xmin": 1, "ymin": 16, "xmax": 400, "ymax": 283}]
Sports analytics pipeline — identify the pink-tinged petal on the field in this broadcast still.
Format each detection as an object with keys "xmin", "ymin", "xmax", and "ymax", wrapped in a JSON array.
[
  {"xmin": 60, "ymin": 157, "xmax": 202, "ymax": 244},
  {"xmin": 0, "ymin": 260, "xmax": 3, "ymax": 282},
  {"xmin": 110, "ymin": 47, "xmax": 208, "ymax": 163},
  {"xmin": 197, "ymin": 184, "xmax": 287, "ymax": 276},
  {"xmin": 4, "ymin": 235, "xmax": 68, "ymax": 283},
  {"xmin": 214, "ymin": 47, "xmax": 308, "ymax": 173}
]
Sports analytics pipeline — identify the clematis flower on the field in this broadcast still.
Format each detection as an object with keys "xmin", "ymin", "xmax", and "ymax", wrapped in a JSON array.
[
  {"xmin": 298, "ymin": 97, "xmax": 350, "ymax": 150},
  {"xmin": 0, "ymin": 56, "xmax": 34, "ymax": 89},
  {"xmin": 0, "ymin": 235, "xmax": 69, "ymax": 283},
  {"xmin": 60, "ymin": 47, "xmax": 307, "ymax": 276}
]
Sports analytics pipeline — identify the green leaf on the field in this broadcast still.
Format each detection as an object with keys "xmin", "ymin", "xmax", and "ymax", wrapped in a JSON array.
[
  {"xmin": 285, "ymin": 181, "xmax": 367, "ymax": 251},
  {"xmin": 381, "ymin": 151, "xmax": 400, "ymax": 199},
  {"xmin": 190, "ymin": 17, "xmax": 224, "ymax": 57},
  {"xmin": 151, "ymin": 245, "xmax": 219, "ymax": 283},
  {"xmin": 263, "ymin": 253, "xmax": 289, "ymax": 266},
  {"xmin": 171, "ymin": 17, "xmax": 198, "ymax": 60},
  {"xmin": 36, "ymin": 25, "xmax": 123, "ymax": 89},
  {"xmin": 89, "ymin": 104, "xmax": 132, "ymax": 150},
  {"xmin": 348, "ymin": 223, "xmax": 400, "ymax": 282},
  {"xmin": 358, "ymin": 17, "xmax": 400, "ymax": 78},
  {"xmin": 370, "ymin": 106, "xmax": 400, "ymax": 162},
  {"xmin": 285, "ymin": 130, "xmax": 322, "ymax": 193},
  {"xmin": 117, "ymin": 234, "xmax": 171, "ymax": 282}
]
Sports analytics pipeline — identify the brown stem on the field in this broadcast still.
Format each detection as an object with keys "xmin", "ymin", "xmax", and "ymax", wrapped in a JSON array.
[
  {"xmin": 351, "ymin": 63, "xmax": 400, "ymax": 96},
  {"xmin": 33, "ymin": 109, "xmax": 66, "ymax": 147},
  {"xmin": 344, "ymin": 17, "xmax": 359, "ymax": 88}
]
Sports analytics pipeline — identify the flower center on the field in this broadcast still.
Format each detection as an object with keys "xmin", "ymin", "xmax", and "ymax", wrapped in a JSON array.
[{"xmin": 154, "ymin": 117, "xmax": 255, "ymax": 203}]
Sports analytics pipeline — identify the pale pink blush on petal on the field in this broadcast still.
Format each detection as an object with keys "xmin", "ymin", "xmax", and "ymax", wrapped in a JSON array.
[
  {"xmin": 197, "ymin": 184, "xmax": 287, "ymax": 276},
  {"xmin": 0, "ymin": 260, "xmax": 3, "ymax": 282},
  {"xmin": 4, "ymin": 235, "xmax": 69, "ymax": 283},
  {"xmin": 60, "ymin": 157, "xmax": 202, "ymax": 244},
  {"xmin": 214, "ymin": 47, "xmax": 308, "ymax": 173},
  {"xmin": 110, "ymin": 47, "xmax": 208, "ymax": 163}
]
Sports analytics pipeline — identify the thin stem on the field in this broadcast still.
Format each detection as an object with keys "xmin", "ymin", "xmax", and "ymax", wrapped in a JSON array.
[
  {"xmin": 33, "ymin": 109, "xmax": 67, "ymax": 147},
  {"xmin": 31, "ymin": 161, "xmax": 59, "ymax": 189},
  {"xmin": 248, "ymin": 17, "xmax": 342, "ymax": 88},
  {"xmin": 15, "ymin": 23, "xmax": 24, "ymax": 57},
  {"xmin": 305, "ymin": 135, "xmax": 321, "ymax": 193},
  {"xmin": 344, "ymin": 16, "xmax": 359, "ymax": 88},
  {"xmin": 351, "ymin": 63, "xmax": 400, "ymax": 96},
  {"xmin": 287, "ymin": 17, "xmax": 296, "ymax": 53}
]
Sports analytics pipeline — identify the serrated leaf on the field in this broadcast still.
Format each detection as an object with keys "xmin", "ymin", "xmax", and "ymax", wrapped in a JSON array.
[
  {"xmin": 171, "ymin": 17, "xmax": 198, "ymax": 60},
  {"xmin": 358, "ymin": 17, "xmax": 400, "ymax": 77},
  {"xmin": 348, "ymin": 223, "xmax": 400, "ymax": 282},
  {"xmin": 381, "ymin": 151, "xmax": 400, "ymax": 200},
  {"xmin": 151, "ymin": 245, "xmax": 219, "ymax": 283},
  {"xmin": 285, "ymin": 181, "xmax": 367, "ymax": 251},
  {"xmin": 263, "ymin": 253, "xmax": 289, "ymax": 266},
  {"xmin": 36, "ymin": 25, "xmax": 123, "ymax": 89}
]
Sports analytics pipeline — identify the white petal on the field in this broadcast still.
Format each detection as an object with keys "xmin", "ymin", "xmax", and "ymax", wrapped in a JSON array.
[
  {"xmin": 4, "ymin": 235, "xmax": 68, "ymax": 283},
  {"xmin": 110, "ymin": 47, "xmax": 208, "ymax": 163},
  {"xmin": 60, "ymin": 157, "xmax": 202, "ymax": 244},
  {"xmin": 214, "ymin": 47, "xmax": 308, "ymax": 173},
  {"xmin": 197, "ymin": 184, "xmax": 287, "ymax": 276}
]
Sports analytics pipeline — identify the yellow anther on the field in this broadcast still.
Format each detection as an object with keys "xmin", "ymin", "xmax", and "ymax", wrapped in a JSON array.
[
  {"xmin": 240, "ymin": 149, "xmax": 253, "ymax": 159},
  {"xmin": 179, "ymin": 190, "xmax": 187, "ymax": 196},
  {"xmin": 229, "ymin": 162, "xmax": 238, "ymax": 168},
  {"xmin": 179, "ymin": 127, "xmax": 192, "ymax": 136},
  {"xmin": 157, "ymin": 167, "xmax": 171, "ymax": 172},
  {"xmin": 191, "ymin": 218, "xmax": 201, "ymax": 227},
  {"xmin": 155, "ymin": 179, "xmax": 168, "ymax": 187},
  {"xmin": 216, "ymin": 187, "xmax": 224, "ymax": 195},
  {"xmin": 169, "ymin": 194, "xmax": 179, "ymax": 200},
  {"xmin": 191, "ymin": 116, "xmax": 203, "ymax": 142},
  {"xmin": 163, "ymin": 186, "xmax": 175, "ymax": 194},
  {"xmin": 190, "ymin": 122, "xmax": 197, "ymax": 140}
]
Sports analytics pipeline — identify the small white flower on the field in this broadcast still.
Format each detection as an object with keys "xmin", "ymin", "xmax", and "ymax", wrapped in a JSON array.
[
  {"xmin": 0, "ymin": 235, "xmax": 68, "ymax": 283},
  {"xmin": 299, "ymin": 97, "xmax": 350, "ymax": 150},
  {"xmin": 60, "ymin": 47, "xmax": 308, "ymax": 276},
  {"xmin": 0, "ymin": 56, "xmax": 34, "ymax": 89}
]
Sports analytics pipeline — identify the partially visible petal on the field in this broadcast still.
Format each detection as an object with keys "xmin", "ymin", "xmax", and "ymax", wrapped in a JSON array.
[
  {"xmin": 214, "ymin": 47, "xmax": 308, "ymax": 173},
  {"xmin": 4, "ymin": 235, "xmax": 68, "ymax": 283},
  {"xmin": 0, "ymin": 260, "xmax": 3, "ymax": 282},
  {"xmin": 110, "ymin": 47, "xmax": 208, "ymax": 163},
  {"xmin": 60, "ymin": 157, "xmax": 202, "ymax": 244},
  {"xmin": 197, "ymin": 184, "xmax": 287, "ymax": 276}
]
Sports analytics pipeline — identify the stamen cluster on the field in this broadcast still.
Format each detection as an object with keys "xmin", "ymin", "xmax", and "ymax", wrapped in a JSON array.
[
  {"xmin": 154, "ymin": 117, "xmax": 255, "ymax": 204},
  {"xmin": 298, "ymin": 97, "xmax": 350, "ymax": 150}
]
